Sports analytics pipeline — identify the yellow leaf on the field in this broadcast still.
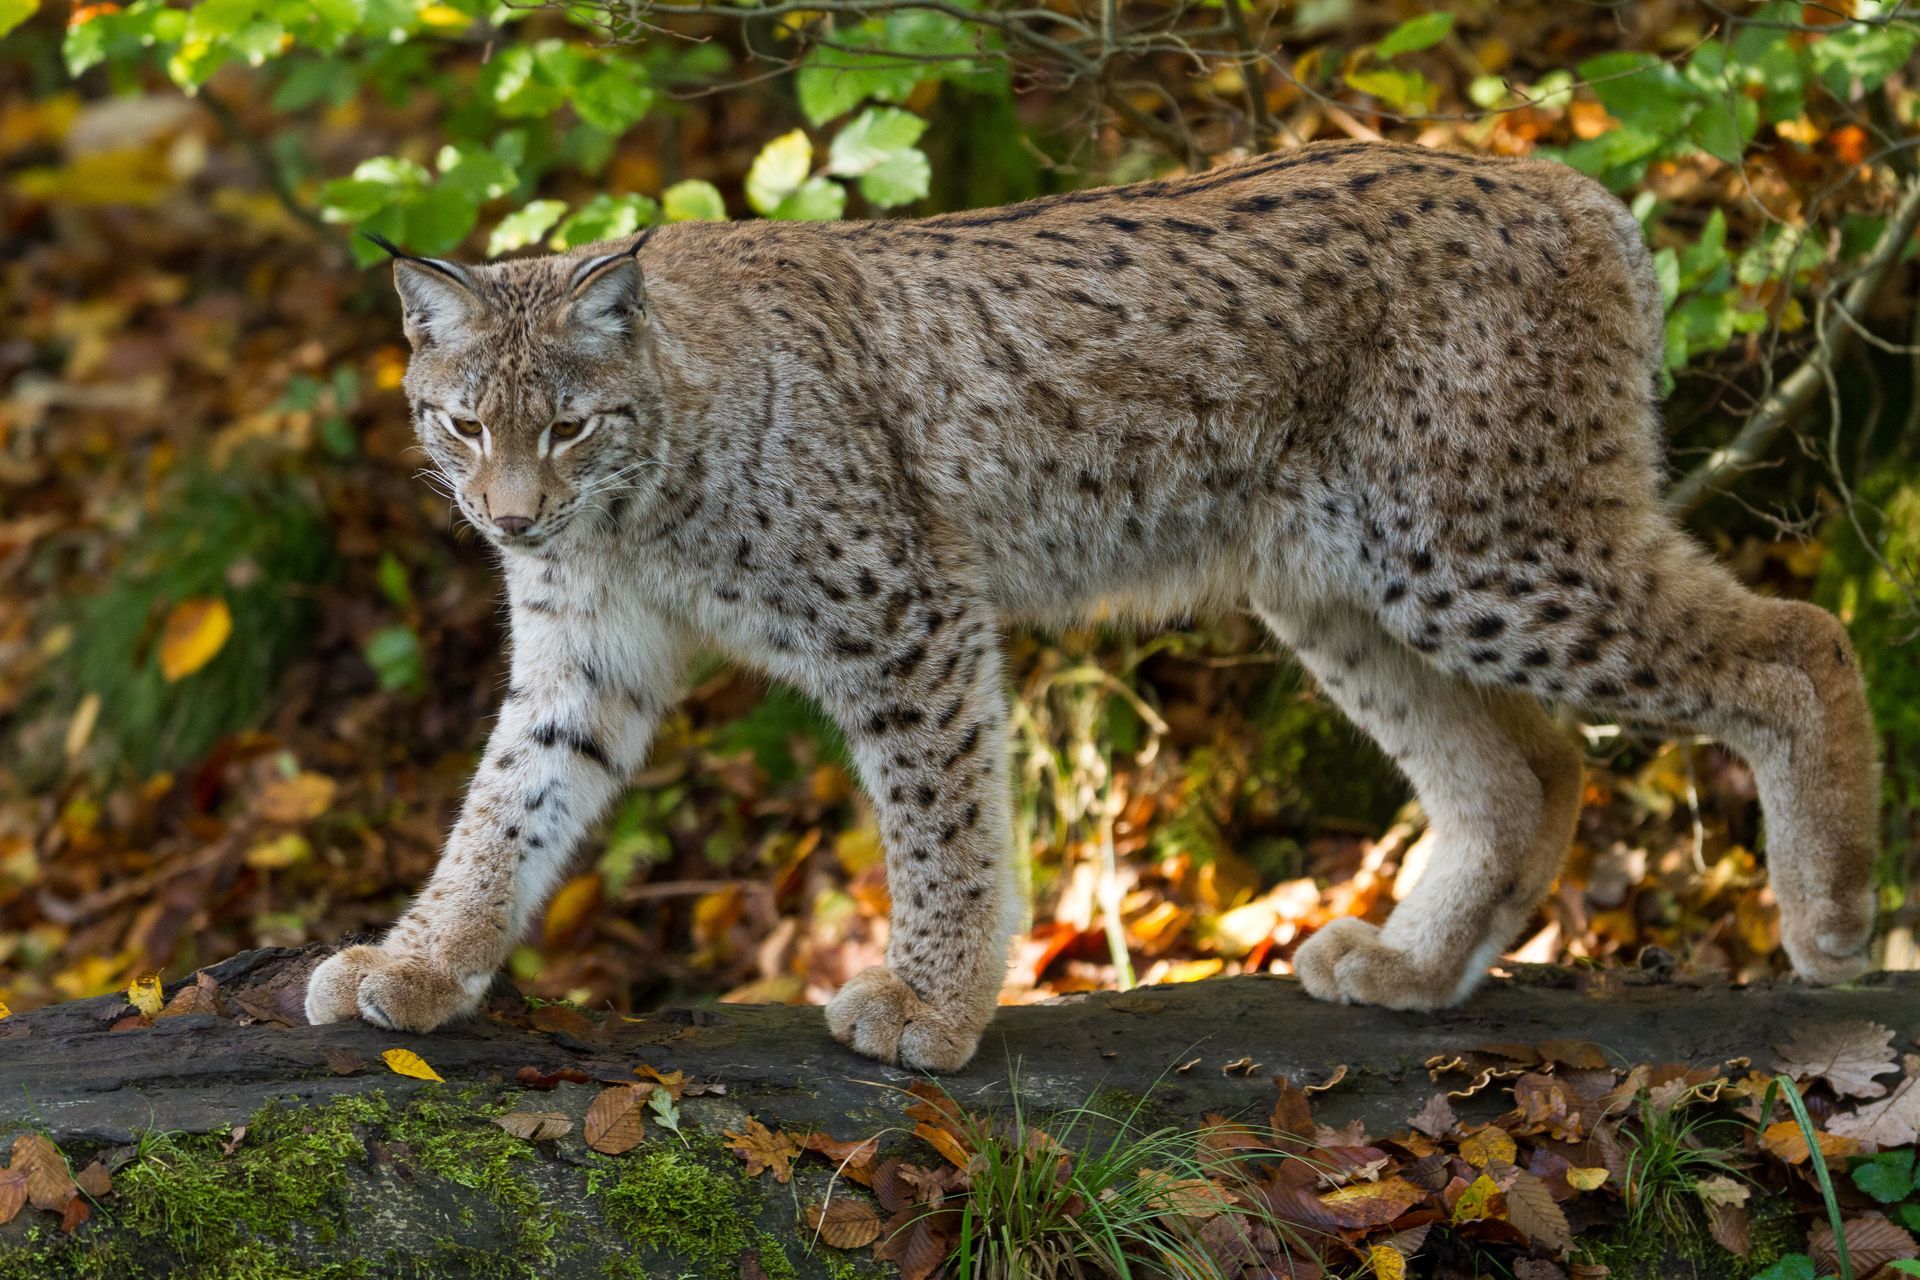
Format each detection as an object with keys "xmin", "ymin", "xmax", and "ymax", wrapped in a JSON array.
[
  {"xmin": 0, "ymin": 1000, "xmax": 9, "ymax": 1019},
  {"xmin": 382, "ymin": 1048, "xmax": 443, "ymax": 1082},
  {"xmin": 543, "ymin": 873, "xmax": 600, "ymax": 947},
  {"xmin": 244, "ymin": 834, "xmax": 311, "ymax": 870},
  {"xmin": 1369, "ymin": 1244, "xmax": 1408, "ymax": 1280},
  {"xmin": 255, "ymin": 773, "xmax": 337, "ymax": 825},
  {"xmin": 1567, "ymin": 1166, "xmax": 1610, "ymax": 1191},
  {"xmin": 1453, "ymin": 1173, "xmax": 1506, "ymax": 1224},
  {"xmin": 158, "ymin": 597, "xmax": 232, "ymax": 682},
  {"xmin": 1458, "ymin": 1124, "xmax": 1517, "ymax": 1169},
  {"xmin": 126, "ymin": 972, "xmax": 163, "ymax": 1019},
  {"xmin": 416, "ymin": 2, "xmax": 470, "ymax": 26}
]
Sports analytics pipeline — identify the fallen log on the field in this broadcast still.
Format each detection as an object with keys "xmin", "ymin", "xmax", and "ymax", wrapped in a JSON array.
[{"xmin": 1, "ymin": 946, "xmax": 1914, "ymax": 1277}]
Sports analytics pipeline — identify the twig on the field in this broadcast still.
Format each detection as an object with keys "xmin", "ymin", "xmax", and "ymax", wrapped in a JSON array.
[{"xmin": 198, "ymin": 89, "xmax": 336, "ymax": 238}]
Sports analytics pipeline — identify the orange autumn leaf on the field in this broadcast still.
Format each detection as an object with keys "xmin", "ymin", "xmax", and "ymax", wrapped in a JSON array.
[
  {"xmin": 726, "ymin": 1119, "xmax": 803, "ymax": 1182},
  {"xmin": 913, "ymin": 1122, "xmax": 971, "ymax": 1171},
  {"xmin": 0, "ymin": 1171, "xmax": 24, "ymax": 1227},
  {"xmin": 158, "ymin": 596, "xmax": 232, "ymax": 682},
  {"xmin": 255, "ymin": 772, "xmax": 338, "ymax": 825},
  {"xmin": 1318, "ymin": 1175, "xmax": 1425, "ymax": 1229},
  {"xmin": 634, "ymin": 1064, "xmax": 687, "ymax": 1099},
  {"xmin": 1759, "ymin": 1120, "xmax": 1863, "ymax": 1165}
]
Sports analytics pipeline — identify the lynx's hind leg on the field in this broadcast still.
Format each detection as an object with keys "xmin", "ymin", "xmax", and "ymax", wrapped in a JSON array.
[
  {"xmin": 1258, "ymin": 600, "xmax": 1583, "ymax": 1008},
  {"xmin": 1549, "ymin": 535, "xmax": 1879, "ymax": 982}
]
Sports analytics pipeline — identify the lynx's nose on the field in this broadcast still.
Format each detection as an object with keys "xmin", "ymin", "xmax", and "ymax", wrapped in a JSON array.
[{"xmin": 494, "ymin": 514, "xmax": 534, "ymax": 536}]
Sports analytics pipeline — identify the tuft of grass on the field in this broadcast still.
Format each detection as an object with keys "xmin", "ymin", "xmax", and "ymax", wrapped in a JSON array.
[
  {"xmin": 1621, "ymin": 1084, "xmax": 1749, "ymax": 1237},
  {"xmin": 41, "ymin": 464, "xmax": 334, "ymax": 777},
  {"xmin": 940, "ymin": 1075, "xmax": 1306, "ymax": 1280}
]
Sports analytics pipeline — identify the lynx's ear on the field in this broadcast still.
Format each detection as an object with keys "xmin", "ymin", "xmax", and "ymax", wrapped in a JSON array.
[
  {"xmin": 367, "ymin": 233, "xmax": 479, "ymax": 348},
  {"xmin": 565, "ymin": 235, "xmax": 648, "ymax": 347}
]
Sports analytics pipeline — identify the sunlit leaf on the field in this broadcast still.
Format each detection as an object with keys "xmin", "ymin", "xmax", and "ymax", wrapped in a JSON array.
[
  {"xmin": 381, "ymin": 1048, "xmax": 443, "ymax": 1082},
  {"xmin": 125, "ymin": 972, "xmax": 163, "ymax": 1019},
  {"xmin": 662, "ymin": 179, "xmax": 726, "ymax": 223},
  {"xmin": 158, "ymin": 597, "xmax": 232, "ymax": 682},
  {"xmin": 1375, "ymin": 12, "xmax": 1453, "ymax": 59}
]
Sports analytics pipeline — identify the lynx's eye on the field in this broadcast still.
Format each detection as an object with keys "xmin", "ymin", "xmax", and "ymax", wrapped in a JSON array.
[
  {"xmin": 550, "ymin": 419, "xmax": 585, "ymax": 441},
  {"xmin": 451, "ymin": 418, "xmax": 483, "ymax": 439}
]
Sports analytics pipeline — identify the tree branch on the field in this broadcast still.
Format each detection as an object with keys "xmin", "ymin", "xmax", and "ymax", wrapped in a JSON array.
[{"xmin": 1667, "ymin": 175, "xmax": 1920, "ymax": 516}]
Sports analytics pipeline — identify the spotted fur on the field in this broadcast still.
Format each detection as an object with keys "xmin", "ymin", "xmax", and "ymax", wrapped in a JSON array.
[{"xmin": 306, "ymin": 141, "xmax": 1880, "ymax": 1069}]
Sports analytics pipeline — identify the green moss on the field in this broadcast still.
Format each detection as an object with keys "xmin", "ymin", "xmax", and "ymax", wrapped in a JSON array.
[
  {"xmin": 1570, "ymin": 1194, "xmax": 1802, "ymax": 1280},
  {"xmin": 588, "ymin": 1145, "xmax": 749, "ymax": 1269},
  {"xmin": 0, "ymin": 1088, "xmax": 573, "ymax": 1280}
]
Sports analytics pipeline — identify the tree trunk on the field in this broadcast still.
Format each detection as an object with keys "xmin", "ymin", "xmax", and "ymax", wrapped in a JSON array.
[{"xmin": 2, "ymin": 945, "xmax": 1913, "ymax": 1278}]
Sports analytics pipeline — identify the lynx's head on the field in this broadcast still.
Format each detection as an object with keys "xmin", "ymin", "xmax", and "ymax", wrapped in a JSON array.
[{"xmin": 381, "ymin": 233, "xmax": 660, "ymax": 550}]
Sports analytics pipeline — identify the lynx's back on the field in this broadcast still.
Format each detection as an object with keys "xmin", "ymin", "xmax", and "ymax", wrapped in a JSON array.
[{"xmin": 639, "ymin": 141, "xmax": 1666, "ymax": 622}]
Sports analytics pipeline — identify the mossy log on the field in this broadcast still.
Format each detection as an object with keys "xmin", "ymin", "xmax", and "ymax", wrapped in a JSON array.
[{"xmin": 2, "ymin": 946, "xmax": 1915, "ymax": 1278}]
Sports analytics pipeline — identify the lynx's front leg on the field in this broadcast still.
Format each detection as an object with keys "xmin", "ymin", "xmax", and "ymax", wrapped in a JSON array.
[
  {"xmin": 818, "ymin": 596, "xmax": 1017, "ymax": 1072},
  {"xmin": 307, "ymin": 579, "xmax": 689, "ymax": 1031}
]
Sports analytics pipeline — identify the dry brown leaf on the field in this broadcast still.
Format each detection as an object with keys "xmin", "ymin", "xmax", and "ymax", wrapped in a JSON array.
[
  {"xmin": 903, "ymin": 1080, "xmax": 962, "ymax": 1129},
  {"xmin": 1136, "ymin": 1168, "xmax": 1231, "ymax": 1219},
  {"xmin": 1317, "ymin": 1175, "xmax": 1424, "ymax": 1229},
  {"xmin": 1830, "ymin": 1074, "xmax": 1920, "ymax": 1148},
  {"xmin": 1501, "ymin": 1166, "xmax": 1571, "ymax": 1253},
  {"xmin": 1809, "ymin": 1213, "xmax": 1917, "ymax": 1276},
  {"xmin": 11, "ymin": 1135, "xmax": 76, "ymax": 1211},
  {"xmin": 806, "ymin": 1196, "xmax": 882, "ymax": 1249},
  {"xmin": 158, "ymin": 972, "xmax": 222, "ymax": 1019},
  {"xmin": 584, "ymin": 1086, "xmax": 648, "ymax": 1154},
  {"xmin": 73, "ymin": 1161, "xmax": 111, "ymax": 1200},
  {"xmin": 1705, "ymin": 1200, "xmax": 1750, "ymax": 1259},
  {"xmin": 324, "ymin": 1048, "xmax": 366, "ymax": 1076},
  {"xmin": 874, "ymin": 1209, "xmax": 951, "ymax": 1280},
  {"xmin": 494, "ymin": 1111, "xmax": 572, "ymax": 1142},
  {"xmin": 1538, "ymin": 1040, "xmax": 1608, "ymax": 1071},
  {"xmin": 1409, "ymin": 1092, "xmax": 1457, "ymax": 1139},
  {"xmin": 59, "ymin": 1194, "xmax": 89, "ymax": 1233},
  {"xmin": 726, "ymin": 1119, "xmax": 803, "ymax": 1182},
  {"xmin": 801, "ymin": 1132, "xmax": 880, "ymax": 1186},
  {"xmin": 0, "ymin": 1172, "xmax": 26, "ymax": 1227},
  {"xmin": 1774, "ymin": 1020, "xmax": 1901, "ymax": 1099}
]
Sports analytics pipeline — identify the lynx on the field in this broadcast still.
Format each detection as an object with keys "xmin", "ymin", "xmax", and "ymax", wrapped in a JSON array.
[{"xmin": 306, "ymin": 140, "xmax": 1879, "ymax": 1071}]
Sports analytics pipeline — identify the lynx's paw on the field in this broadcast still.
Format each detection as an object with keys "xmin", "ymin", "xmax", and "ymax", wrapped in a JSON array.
[
  {"xmin": 1781, "ymin": 890, "xmax": 1874, "ymax": 986},
  {"xmin": 1293, "ymin": 918, "xmax": 1455, "ymax": 1010},
  {"xmin": 304, "ymin": 945, "xmax": 484, "ymax": 1032},
  {"xmin": 824, "ymin": 966, "xmax": 984, "ymax": 1072}
]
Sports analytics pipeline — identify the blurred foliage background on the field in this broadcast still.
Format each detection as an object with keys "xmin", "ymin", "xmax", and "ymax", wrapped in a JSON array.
[{"xmin": 2, "ymin": 0, "xmax": 1918, "ymax": 1016}]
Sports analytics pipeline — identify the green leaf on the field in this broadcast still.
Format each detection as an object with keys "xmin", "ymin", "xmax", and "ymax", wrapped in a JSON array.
[
  {"xmin": 486, "ymin": 44, "xmax": 565, "ymax": 118},
  {"xmin": 1375, "ymin": 12, "xmax": 1452, "ymax": 60},
  {"xmin": 1343, "ymin": 67, "xmax": 1433, "ymax": 113},
  {"xmin": 1888, "ymin": 1262, "xmax": 1920, "ymax": 1277},
  {"xmin": 571, "ymin": 59, "xmax": 653, "ymax": 134},
  {"xmin": 1750, "ymin": 1255, "xmax": 1818, "ymax": 1280},
  {"xmin": 1686, "ymin": 95, "xmax": 1758, "ymax": 166},
  {"xmin": 827, "ymin": 107, "xmax": 928, "ymax": 176},
  {"xmin": 0, "ymin": 0, "xmax": 39, "ymax": 41},
  {"xmin": 1579, "ymin": 51, "xmax": 1702, "ymax": 134},
  {"xmin": 746, "ymin": 129, "xmax": 813, "ymax": 214},
  {"xmin": 551, "ymin": 192, "xmax": 658, "ymax": 248},
  {"xmin": 769, "ymin": 176, "xmax": 846, "ymax": 222},
  {"xmin": 404, "ymin": 185, "xmax": 479, "ymax": 255},
  {"xmin": 437, "ymin": 143, "xmax": 517, "ymax": 201},
  {"xmin": 488, "ymin": 199, "xmax": 568, "ymax": 257},
  {"xmin": 1900, "ymin": 1202, "xmax": 1920, "ymax": 1234},
  {"xmin": 363, "ymin": 626, "xmax": 424, "ymax": 694},
  {"xmin": 662, "ymin": 179, "xmax": 726, "ymax": 223},
  {"xmin": 320, "ymin": 178, "xmax": 397, "ymax": 224},
  {"xmin": 375, "ymin": 553, "xmax": 414, "ymax": 611},
  {"xmin": 859, "ymin": 149, "xmax": 930, "ymax": 208},
  {"xmin": 1849, "ymin": 1149, "xmax": 1918, "ymax": 1204}
]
